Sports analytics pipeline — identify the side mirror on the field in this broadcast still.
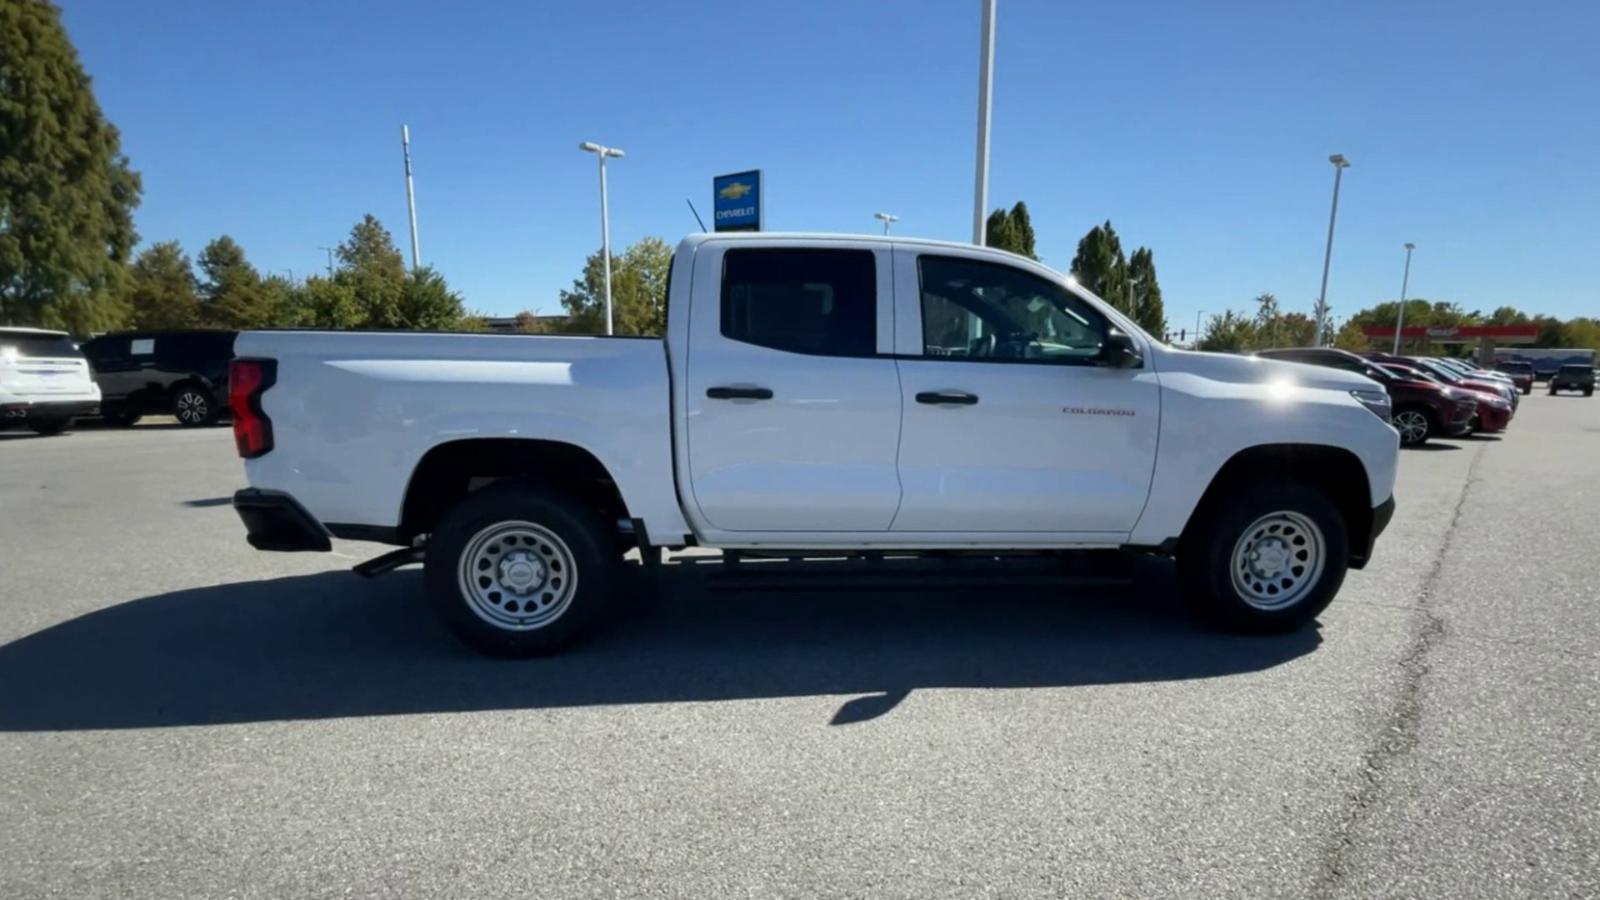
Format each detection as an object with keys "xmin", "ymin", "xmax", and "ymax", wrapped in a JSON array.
[{"xmin": 1097, "ymin": 328, "xmax": 1142, "ymax": 369}]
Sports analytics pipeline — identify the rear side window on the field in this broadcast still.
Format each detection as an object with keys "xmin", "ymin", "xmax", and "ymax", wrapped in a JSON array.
[
  {"xmin": 0, "ymin": 331, "xmax": 83, "ymax": 359},
  {"xmin": 721, "ymin": 248, "xmax": 876, "ymax": 357}
]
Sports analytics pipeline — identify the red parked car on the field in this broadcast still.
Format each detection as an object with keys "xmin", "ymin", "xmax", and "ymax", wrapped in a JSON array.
[
  {"xmin": 1255, "ymin": 348, "xmax": 1476, "ymax": 446},
  {"xmin": 1369, "ymin": 358, "xmax": 1513, "ymax": 434}
]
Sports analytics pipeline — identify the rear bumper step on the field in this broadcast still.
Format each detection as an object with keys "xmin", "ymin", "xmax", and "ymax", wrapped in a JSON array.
[{"xmin": 233, "ymin": 488, "xmax": 332, "ymax": 552}]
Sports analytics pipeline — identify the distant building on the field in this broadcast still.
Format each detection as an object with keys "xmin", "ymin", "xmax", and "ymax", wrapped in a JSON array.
[{"xmin": 482, "ymin": 314, "xmax": 571, "ymax": 334}]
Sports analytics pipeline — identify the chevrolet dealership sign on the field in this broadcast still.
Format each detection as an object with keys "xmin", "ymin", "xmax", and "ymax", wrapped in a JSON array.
[{"xmin": 713, "ymin": 170, "xmax": 762, "ymax": 232}]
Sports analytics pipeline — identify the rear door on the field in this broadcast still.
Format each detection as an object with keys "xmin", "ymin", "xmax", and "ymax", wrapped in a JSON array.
[
  {"xmin": 681, "ymin": 240, "xmax": 902, "ymax": 534},
  {"xmin": 889, "ymin": 248, "xmax": 1160, "ymax": 535}
]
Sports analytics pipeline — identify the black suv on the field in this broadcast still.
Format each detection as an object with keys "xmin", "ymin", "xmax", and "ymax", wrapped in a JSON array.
[
  {"xmin": 80, "ymin": 330, "xmax": 238, "ymax": 426},
  {"xmin": 1548, "ymin": 364, "xmax": 1595, "ymax": 396}
]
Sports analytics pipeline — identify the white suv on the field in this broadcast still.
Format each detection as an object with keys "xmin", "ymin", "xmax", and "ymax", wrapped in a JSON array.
[{"xmin": 0, "ymin": 328, "xmax": 101, "ymax": 436}]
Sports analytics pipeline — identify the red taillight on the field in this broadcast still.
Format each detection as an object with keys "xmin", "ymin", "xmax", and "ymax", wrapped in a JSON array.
[{"xmin": 229, "ymin": 359, "xmax": 277, "ymax": 458}]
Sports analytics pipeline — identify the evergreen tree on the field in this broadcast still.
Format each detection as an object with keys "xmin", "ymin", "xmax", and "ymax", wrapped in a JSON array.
[
  {"xmin": 198, "ymin": 236, "xmax": 272, "ymax": 329},
  {"xmin": 981, "ymin": 202, "xmax": 1039, "ymax": 260},
  {"xmin": 397, "ymin": 266, "xmax": 467, "ymax": 330},
  {"xmin": 1125, "ymin": 246, "xmax": 1165, "ymax": 337},
  {"xmin": 0, "ymin": 0, "xmax": 142, "ymax": 332},
  {"xmin": 127, "ymin": 241, "xmax": 200, "ymax": 329},
  {"xmin": 1070, "ymin": 221, "xmax": 1128, "ymax": 315}
]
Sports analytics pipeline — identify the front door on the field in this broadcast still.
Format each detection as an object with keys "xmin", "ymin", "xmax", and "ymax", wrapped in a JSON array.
[
  {"xmin": 890, "ymin": 249, "xmax": 1160, "ymax": 534},
  {"xmin": 682, "ymin": 241, "xmax": 902, "ymax": 534}
]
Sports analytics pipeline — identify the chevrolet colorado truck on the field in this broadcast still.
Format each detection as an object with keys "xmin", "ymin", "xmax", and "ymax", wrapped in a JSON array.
[{"xmin": 230, "ymin": 233, "xmax": 1398, "ymax": 655}]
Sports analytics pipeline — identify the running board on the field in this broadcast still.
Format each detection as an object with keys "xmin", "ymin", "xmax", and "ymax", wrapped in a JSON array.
[{"xmin": 353, "ymin": 546, "xmax": 425, "ymax": 578}]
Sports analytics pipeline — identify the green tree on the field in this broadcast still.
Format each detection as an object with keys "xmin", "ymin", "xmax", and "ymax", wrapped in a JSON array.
[
  {"xmin": 0, "ymin": 0, "xmax": 142, "ymax": 332},
  {"xmin": 1125, "ymin": 246, "xmax": 1165, "ymax": 337},
  {"xmin": 126, "ymin": 241, "xmax": 199, "ymax": 329},
  {"xmin": 198, "ymin": 236, "xmax": 273, "ymax": 329},
  {"xmin": 1070, "ymin": 221, "xmax": 1128, "ymax": 316},
  {"xmin": 1330, "ymin": 318, "xmax": 1371, "ymax": 351},
  {"xmin": 285, "ymin": 276, "xmax": 361, "ymax": 329},
  {"xmin": 557, "ymin": 236, "xmax": 673, "ymax": 335},
  {"xmin": 984, "ymin": 208, "xmax": 1019, "ymax": 256},
  {"xmin": 397, "ymin": 266, "xmax": 467, "ymax": 330},
  {"xmin": 1196, "ymin": 309, "xmax": 1257, "ymax": 353}
]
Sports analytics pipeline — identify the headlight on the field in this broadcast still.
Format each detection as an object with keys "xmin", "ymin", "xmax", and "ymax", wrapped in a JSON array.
[{"xmin": 1350, "ymin": 389, "xmax": 1392, "ymax": 422}]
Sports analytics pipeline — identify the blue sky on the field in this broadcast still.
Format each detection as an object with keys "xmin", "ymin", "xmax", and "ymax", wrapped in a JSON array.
[{"xmin": 62, "ymin": 0, "xmax": 1599, "ymax": 331}]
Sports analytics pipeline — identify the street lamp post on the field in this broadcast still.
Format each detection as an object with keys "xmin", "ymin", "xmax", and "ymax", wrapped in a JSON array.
[
  {"xmin": 874, "ymin": 212, "xmax": 899, "ymax": 235},
  {"xmin": 971, "ymin": 0, "xmax": 996, "ymax": 244},
  {"xmin": 1393, "ymin": 242, "xmax": 1416, "ymax": 355},
  {"xmin": 579, "ymin": 142, "xmax": 626, "ymax": 335},
  {"xmin": 1313, "ymin": 153, "xmax": 1350, "ymax": 347},
  {"xmin": 318, "ymin": 246, "xmax": 334, "ymax": 278},
  {"xmin": 1195, "ymin": 309, "xmax": 1208, "ymax": 346}
]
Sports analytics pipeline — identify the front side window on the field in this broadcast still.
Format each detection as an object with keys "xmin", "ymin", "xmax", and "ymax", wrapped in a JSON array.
[
  {"xmin": 721, "ymin": 248, "xmax": 875, "ymax": 357},
  {"xmin": 918, "ymin": 255, "xmax": 1107, "ymax": 364}
]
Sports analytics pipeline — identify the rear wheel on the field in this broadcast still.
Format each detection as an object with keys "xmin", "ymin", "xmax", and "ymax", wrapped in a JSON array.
[
  {"xmin": 172, "ymin": 385, "xmax": 217, "ymax": 427},
  {"xmin": 1392, "ymin": 407, "xmax": 1432, "ymax": 446},
  {"xmin": 423, "ymin": 485, "xmax": 619, "ymax": 656},
  {"xmin": 27, "ymin": 417, "xmax": 72, "ymax": 436},
  {"xmin": 1178, "ymin": 481, "xmax": 1348, "ymax": 633}
]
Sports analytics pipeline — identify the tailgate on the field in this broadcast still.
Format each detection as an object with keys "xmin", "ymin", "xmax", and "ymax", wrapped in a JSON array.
[{"xmin": 1, "ymin": 356, "xmax": 96, "ymax": 397}]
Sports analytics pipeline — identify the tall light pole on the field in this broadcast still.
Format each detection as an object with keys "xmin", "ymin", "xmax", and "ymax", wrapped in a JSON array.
[
  {"xmin": 400, "ymin": 126, "xmax": 421, "ymax": 269},
  {"xmin": 1313, "ymin": 153, "xmax": 1350, "ymax": 347},
  {"xmin": 318, "ymin": 246, "xmax": 335, "ymax": 278},
  {"xmin": 580, "ymin": 141, "xmax": 625, "ymax": 335},
  {"xmin": 1392, "ymin": 242, "xmax": 1416, "ymax": 355},
  {"xmin": 1195, "ymin": 309, "xmax": 1208, "ymax": 346},
  {"xmin": 874, "ymin": 212, "xmax": 899, "ymax": 235},
  {"xmin": 971, "ymin": 0, "xmax": 997, "ymax": 245}
]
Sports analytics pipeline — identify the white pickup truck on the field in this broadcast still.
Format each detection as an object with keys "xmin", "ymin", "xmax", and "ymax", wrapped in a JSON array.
[{"xmin": 230, "ymin": 233, "xmax": 1398, "ymax": 655}]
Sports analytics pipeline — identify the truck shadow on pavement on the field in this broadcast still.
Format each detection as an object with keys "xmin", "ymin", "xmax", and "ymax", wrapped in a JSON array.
[{"xmin": 0, "ymin": 557, "xmax": 1320, "ymax": 731}]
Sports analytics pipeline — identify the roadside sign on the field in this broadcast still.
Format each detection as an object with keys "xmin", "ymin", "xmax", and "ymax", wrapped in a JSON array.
[{"xmin": 713, "ymin": 170, "xmax": 762, "ymax": 232}]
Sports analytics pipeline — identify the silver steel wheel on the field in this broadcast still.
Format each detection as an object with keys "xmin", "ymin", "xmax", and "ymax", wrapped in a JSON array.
[
  {"xmin": 1229, "ymin": 510, "xmax": 1326, "ymax": 611},
  {"xmin": 456, "ymin": 520, "xmax": 579, "ymax": 631},
  {"xmin": 1392, "ymin": 409, "xmax": 1429, "ymax": 444},
  {"xmin": 175, "ymin": 390, "xmax": 209, "ymax": 424}
]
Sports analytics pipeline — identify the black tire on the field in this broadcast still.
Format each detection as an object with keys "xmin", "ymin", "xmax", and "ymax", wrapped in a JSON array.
[
  {"xmin": 27, "ymin": 417, "xmax": 72, "ymax": 436},
  {"xmin": 102, "ymin": 409, "xmax": 142, "ymax": 427},
  {"xmin": 1391, "ymin": 406, "xmax": 1433, "ymax": 447},
  {"xmin": 1177, "ymin": 480, "xmax": 1349, "ymax": 634},
  {"xmin": 423, "ymin": 484, "xmax": 619, "ymax": 656},
  {"xmin": 1585, "ymin": 388, "xmax": 1594, "ymax": 397},
  {"xmin": 171, "ymin": 384, "xmax": 218, "ymax": 427}
]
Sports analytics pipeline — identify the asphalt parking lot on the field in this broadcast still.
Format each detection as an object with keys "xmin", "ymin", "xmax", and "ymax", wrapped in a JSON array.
[{"xmin": 2, "ymin": 396, "xmax": 1597, "ymax": 899}]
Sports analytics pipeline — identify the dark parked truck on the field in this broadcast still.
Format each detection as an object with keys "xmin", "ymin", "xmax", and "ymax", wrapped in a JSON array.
[
  {"xmin": 1548, "ymin": 364, "xmax": 1595, "ymax": 396},
  {"xmin": 227, "ymin": 233, "xmax": 1401, "ymax": 656}
]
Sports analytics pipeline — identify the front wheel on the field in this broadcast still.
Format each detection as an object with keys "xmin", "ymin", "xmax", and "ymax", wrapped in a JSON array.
[
  {"xmin": 1391, "ymin": 407, "xmax": 1432, "ymax": 446},
  {"xmin": 1178, "ymin": 481, "xmax": 1349, "ymax": 633},
  {"xmin": 423, "ymin": 485, "xmax": 619, "ymax": 656}
]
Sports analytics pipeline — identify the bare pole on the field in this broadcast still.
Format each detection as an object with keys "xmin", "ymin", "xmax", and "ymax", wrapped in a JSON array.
[
  {"xmin": 401, "ymin": 125, "xmax": 421, "ymax": 269},
  {"xmin": 971, "ymin": 0, "xmax": 996, "ymax": 245},
  {"xmin": 1313, "ymin": 153, "xmax": 1350, "ymax": 347},
  {"xmin": 318, "ymin": 246, "xmax": 334, "ymax": 278},
  {"xmin": 1393, "ymin": 242, "xmax": 1416, "ymax": 355}
]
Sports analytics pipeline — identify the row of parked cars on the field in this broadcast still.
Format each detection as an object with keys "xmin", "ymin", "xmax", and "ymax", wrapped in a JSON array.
[
  {"xmin": 0, "ymin": 327, "xmax": 237, "ymax": 436},
  {"xmin": 1255, "ymin": 347, "xmax": 1547, "ymax": 446}
]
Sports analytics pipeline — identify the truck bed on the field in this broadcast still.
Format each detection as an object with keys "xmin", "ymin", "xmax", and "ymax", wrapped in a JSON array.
[{"xmin": 236, "ymin": 330, "xmax": 686, "ymax": 542}]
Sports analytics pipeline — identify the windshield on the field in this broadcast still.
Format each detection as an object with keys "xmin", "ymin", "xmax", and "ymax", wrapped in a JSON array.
[
  {"xmin": 1559, "ymin": 365, "xmax": 1593, "ymax": 374},
  {"xmin": 1413, "ymin": 359, "xmax": 1463, "ymax": 383},
  {"xmin": 0, "ymin": 330, "xmax": 83, "ymax": 360}
]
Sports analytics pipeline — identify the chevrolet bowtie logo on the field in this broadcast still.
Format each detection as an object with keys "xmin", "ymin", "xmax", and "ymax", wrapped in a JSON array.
[{"xmin": 718, "ymin": 182, "xmax": 753, "ymax": 200}]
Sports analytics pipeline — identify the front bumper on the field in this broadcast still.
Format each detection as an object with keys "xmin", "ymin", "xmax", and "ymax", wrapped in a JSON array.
[
  {"xmin": 1351, "ymin": 495, "xmax": 1396, "ymax": 570},
  {"xmin": 233, "ymin": 488, "xmax": 332, "ymax": 552},
  {"xmin": 1475, "ymin": 404, "xmax": 1512, "ymax": 433},
  {"xmin": 1, "ymin": 399, "xmax": 100, "ymax": 421}
]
